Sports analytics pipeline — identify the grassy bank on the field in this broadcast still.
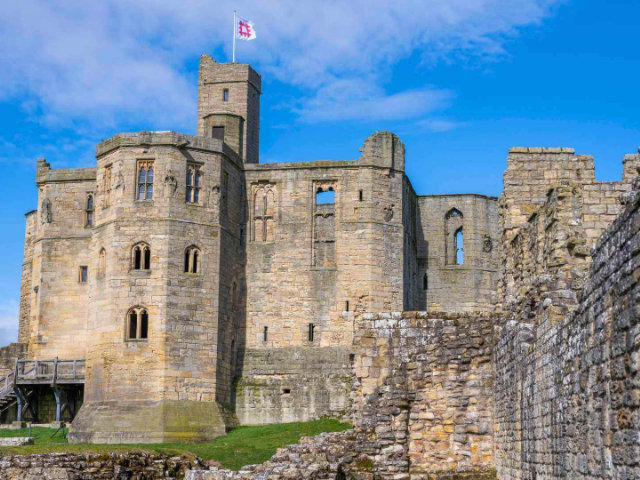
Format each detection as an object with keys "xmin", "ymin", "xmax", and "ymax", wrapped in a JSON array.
[{"xmin": 0, "ymin": 418, "xmax": 351, "ymax": 471}]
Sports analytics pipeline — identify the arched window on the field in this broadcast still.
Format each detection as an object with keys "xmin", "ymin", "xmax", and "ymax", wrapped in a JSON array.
[
  {"xmin": 98, "ymin": 248, "xmax": 106, "ymax": 276},
  {"xmin": 126, "ymin": 306, "xmax": 149, "ymax": 341},
  {"xmin": 184, "ymin": 245, "xmax": 201, "ymax": 273},
  {"xmin": 132, "ymin": 242, "xmax": 151, "ymax": 270},
  {"xmin": 445, "ymin": 208, "xmax": 464, "ymax": 266},
  {"xmin": 253, "ymin": 184, "xmax": 276, "ymax": 242},
  {"xmin": 137, "ymin": 160, "xmax": 154, "ymax": 200},
  {"xmin": 186, "ymin": 164, "xmax": 202, "ymax": 204},
  {"xmin": 86, "ymin": 194, "xmax": 94, "ymax": 227}
]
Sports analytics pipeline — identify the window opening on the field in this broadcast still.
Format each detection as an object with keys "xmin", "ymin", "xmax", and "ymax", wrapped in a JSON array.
[
  {"xmin": 316, "ymin": 188, "xmax": 335, "ymax": 204},
  {"xmin": 132, "ymin": 243, "xmax": 151, "ymax": 270},
  {"xmin": 186, "ymin": 164, "xmax": 202, "ymax": 204},
  {"xmin": 455, "ymin": 228, "xmax": 464, "ymax": 265},
  {"xmin": 126, "ymin": 307, "xmax": 149, "ymax": 340},
  {"xmin": 223, "ymin": 89, "xmax": 229, "ymax": 102},
  {"xmin": 184, "ymin": 246, "xmax": 201, "ymax": 273},
  {"xmin": 212, "ymin": 126, "xmax": 225, "ymax": 141},
  {"xmin": 308, "ymin": 323, "xmax": 315, "ymax": 342},
  {"xmin": 263, "ymin": 326, "xmax": 268, "ymax": 342},
  {"xmin": 86, "ymin": 194, "xmax": 94, "ymax": 227},
  {"xmin": 137, "ymin": 161, "xmax": 154, "ymax": 200},
  {"xmin": 79, "ymin": 266, "xmax": 88, "ymax": 283}
]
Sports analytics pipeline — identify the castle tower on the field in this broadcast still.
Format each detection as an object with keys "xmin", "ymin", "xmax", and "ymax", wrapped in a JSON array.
[{"xmin": 197, "ymin": 55, "xmax": 261, "ymax": 164}]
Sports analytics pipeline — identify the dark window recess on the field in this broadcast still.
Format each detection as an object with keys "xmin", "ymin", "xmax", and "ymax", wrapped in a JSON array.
[
  {"xmin": 140, "ymin": 311, "xmax": 148, "ymax": 339},
  {"xmin": 144, "ymin": 248, "xmax": 151, "ymax": 269},
  {"xmin": 282, "ymin": 388, "xmax": 291, "ymax": 395},
  {"xmin": 79, "ymin": 266, "xmax": 88, "ymax": 283},
  {"xmin": 212, "ymin": 126, "xmax": 225, "ymax": 141},
  {"xmin": 129, "ymin": 312, "xmax": 137, "ymax": 339},
  {"xmin": 423, "ymin": 274, "xmax": 428, "ymax": 290},
  {"xmin": 359, "ymin": 190, "xmax": 363, "ymax": 201},
  {"xmin": 263, "ymin": 326, "xmax": 268, "ymax": 342},
  {"xmin": 308, "ymin": 323, "xmax": 315, "ymax": 342},
  {"xmin": 345, "ymin": 301, "xmax": 350, "ymax": 312},
  {"xmin": 223, "ymin": 89, "xmax": 229, "ymax": 102}
]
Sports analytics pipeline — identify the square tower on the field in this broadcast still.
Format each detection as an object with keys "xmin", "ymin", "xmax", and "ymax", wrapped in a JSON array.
[{"xmin": 197, "ymin": 55, "xmax": 261, "ymax": 164}]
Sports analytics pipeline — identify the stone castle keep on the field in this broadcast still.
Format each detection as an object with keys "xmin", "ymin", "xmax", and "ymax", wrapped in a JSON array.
[{"xmin": 0, "ymin": 56, "xmax": 639, "ymax": 479}]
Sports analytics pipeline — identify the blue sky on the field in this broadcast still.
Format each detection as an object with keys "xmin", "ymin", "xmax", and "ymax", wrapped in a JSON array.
[{"xmin": 0, "ymin": 0, "xmax": 638, "ymax": 343}]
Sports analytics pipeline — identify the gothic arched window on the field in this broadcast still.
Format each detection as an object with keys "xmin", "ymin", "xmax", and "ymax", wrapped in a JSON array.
[
  {"xmin": 126, "ymin": 306, "xmax": 149, "ymax": 340},
  {"xmin": 445, "ymin": 208, "xmax": 464, "ymax": 266},
  {"xmin": 184, "ymin": 245, "xmax": 201, "ymax": 273},
  {"xmin": 253, "ymin": 184, "xmax": 276, "ymax": 242},
  {"xmin": 132, "ymin": 242, "xmax": 151, "ymax": 270}
]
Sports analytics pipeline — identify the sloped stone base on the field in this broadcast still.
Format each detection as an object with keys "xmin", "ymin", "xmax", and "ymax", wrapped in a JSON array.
[{"xmin": 68, "ymin": 400, "xmax": 226, "ymax": 444}]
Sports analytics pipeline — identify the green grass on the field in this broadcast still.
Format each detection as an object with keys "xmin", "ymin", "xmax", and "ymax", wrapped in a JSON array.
[{"xmin": 0, "ymin": 419, "xmax": 351, "ymax": 471}]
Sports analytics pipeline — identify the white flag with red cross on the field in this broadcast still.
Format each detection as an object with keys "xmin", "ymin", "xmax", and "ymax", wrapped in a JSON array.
[{"xmin": 236, "ymin": 17, "xmax": 257, "ymax": 41}]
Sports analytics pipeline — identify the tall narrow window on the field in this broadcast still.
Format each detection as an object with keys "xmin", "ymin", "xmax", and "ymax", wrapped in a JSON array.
[
  {"xmin": 212, "ymin": 126, "xmax": 225, "ymax": 141},
  {"xmin": 263, "ymin": 326, "xmax": 268, "ymax": 342},
  {"xmin": 308, "ymin": 323, "xmax": 315, "ymax": 342},
  {"xmin": 85, "ymin": 194, "xmax": 94, "ymax": 227},
  {"xmin": 253, "ymin": 184, "xmax": 276, "ymax": 242},
  {"xmin": 79, "ymin": 266, "xmax": 88, "ymax": 283},
  {"xmin": 359, "ymin": 190, "xmax": 363, "ymax": 202},
  {"xmin": 103, "ymin": 165, "xmax": 112, "ymax": 207},
  {"xmin": 455, "ymin": 228, "xmax": 464, "ymax": 265},
  {"xmin": 98, "ymin": 248, "xmax": 106, "ymax": 276},
  {"xmin": 423, "ymin": 273, "xmax": 428, "ymax": 290},
  {"xmin": 186, "ymin": 164, "xmax": 202, "ymax": 204},
  {"xmin": 126, "ymin": 307, "xmax": 149, "ymax": 340},
  {"xmin": 445, "ymin": 208, "xmax": 464, "ymax": 266},
  {"xmin": 137, "ymin": 160, "xmax": 154, "ymax": 200},
  {"xmin": 184, "ymin": 246, "xmax": 201, "ymax": 273},
  {"xmin": 313, "ymin": 185, "xmax": 336, "ymax": 267},
  {"xmin": 223, "ymin": 88, "xmax": 229, "ymax": 102},
  {"xmin": 132, "ymin": 242, "xmax": 151, "ymax": 270}
]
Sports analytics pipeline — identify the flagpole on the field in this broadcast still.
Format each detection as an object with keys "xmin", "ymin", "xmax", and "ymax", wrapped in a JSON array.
[{"xmin": 232, "ymin": 10, "xmax": 237, "ymax": 63}]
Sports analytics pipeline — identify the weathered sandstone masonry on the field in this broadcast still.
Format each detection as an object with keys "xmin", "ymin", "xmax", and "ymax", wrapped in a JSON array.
[{"xmin": 495, "ymin": 148, "xmax": 640, "ymax": 478}]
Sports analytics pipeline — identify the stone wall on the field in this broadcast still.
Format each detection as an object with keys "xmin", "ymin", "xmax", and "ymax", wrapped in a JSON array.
[
  {"xmin": 0, "ymin": 452, "xmax": 201, "ymax": 480},
  {"xmin": 352, "ymin": 311, "xmax": 495, "ymax": 479},
  {"xmin": 235, "ymin": 346, "xmax": 352, "ymax": 424},
  {"xmin": 0, "ymin": 343, "xmax": 26, "ymax": 377},
  {"xmin": 494, "ymin": 149, "xmax": 640, "ymax": 479},
  {"xmin": 415, "ymin": 194, "xmax": 498, "ymax": 312}
]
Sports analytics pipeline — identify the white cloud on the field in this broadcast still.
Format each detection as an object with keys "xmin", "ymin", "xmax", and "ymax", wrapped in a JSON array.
[
  {"xmin": 0, "ymin": 301, "xmax": 18, "ymax": 347},
  {"xmin": 0, "ymin": 0, "xmax": 562, "ymax": 130}
]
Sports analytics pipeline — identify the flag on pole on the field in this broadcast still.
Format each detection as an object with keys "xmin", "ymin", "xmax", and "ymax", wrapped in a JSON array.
[{"xmin": 236, "ymin": 17, "xmax": 257, "ymax": 41}]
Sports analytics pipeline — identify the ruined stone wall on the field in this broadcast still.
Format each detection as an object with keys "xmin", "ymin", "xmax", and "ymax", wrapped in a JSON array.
[
  {"xmin": 0, "ymin": 343, "xmax": 26, "ymax": 377},
  {"xmin": 352, "ymin": 311, "xmax": 495, "ymax": 479},
  {"xmin": 0, "ymin": 452, "xmax": 200, "ymax": 480},
  {"xmin": 236, "ymin": 132, "xmax": 407, "ymax": 424},
  {"xmin": 494, "ymin": 149, "xmax": 640, "ymax": 479},
  {"xmin": 415, "ymin": 194, "xmax": 498, "ymax": 312}
]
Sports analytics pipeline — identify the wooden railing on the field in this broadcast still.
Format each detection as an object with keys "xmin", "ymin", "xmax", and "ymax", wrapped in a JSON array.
[
  {"xmin": 0, "ymin": 371, "xmax": 14, "ymax": 399},
  {"xmin": 14, "ymin": 358, "xmax": 85, "ymax": 385}
]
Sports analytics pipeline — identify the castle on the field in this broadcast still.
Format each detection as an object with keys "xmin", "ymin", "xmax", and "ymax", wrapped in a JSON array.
[{"xmin": 1, "ymin": 55, "xmax": 639, "ymax": 479}]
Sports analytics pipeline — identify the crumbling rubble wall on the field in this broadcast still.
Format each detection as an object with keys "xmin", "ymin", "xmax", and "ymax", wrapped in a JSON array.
[{"xmin": 494, "ymin": 149, "xmax": 640, "ymax": 479}]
